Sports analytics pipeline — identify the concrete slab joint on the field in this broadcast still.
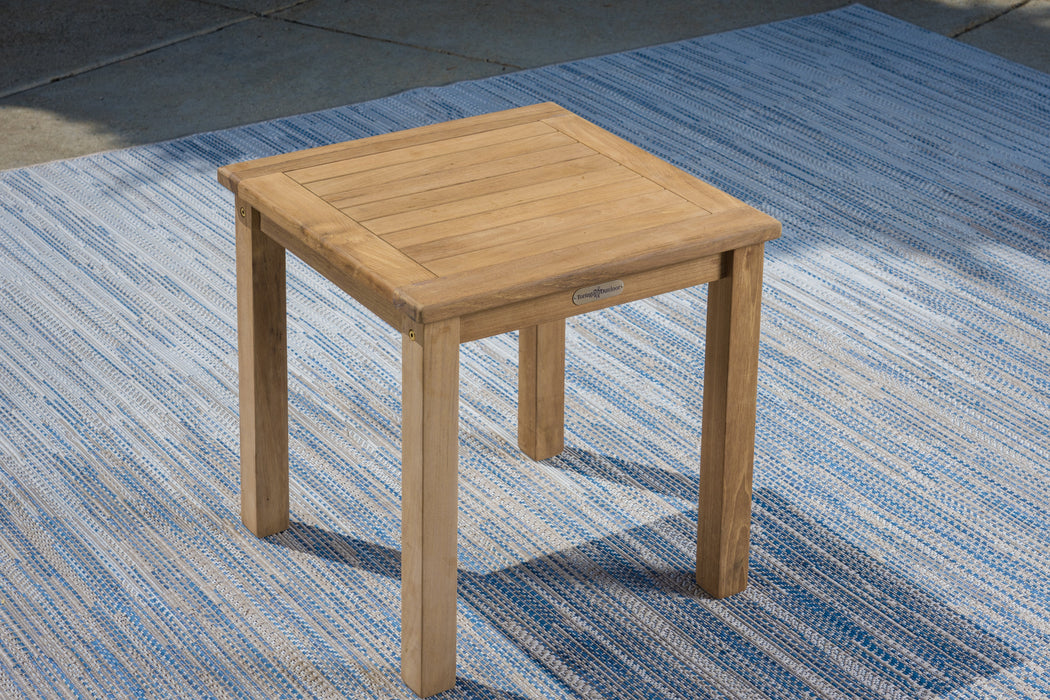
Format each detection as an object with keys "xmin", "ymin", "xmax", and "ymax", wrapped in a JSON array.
[{"xmin": 1, "ymin": 0, "xmax": 1048, "ymax": 171}]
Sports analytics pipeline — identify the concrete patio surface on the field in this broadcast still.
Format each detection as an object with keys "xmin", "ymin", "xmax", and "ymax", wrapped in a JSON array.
[{"xmin": 2, "ymin": 0, "xmax": 1048, "ymax": 171}]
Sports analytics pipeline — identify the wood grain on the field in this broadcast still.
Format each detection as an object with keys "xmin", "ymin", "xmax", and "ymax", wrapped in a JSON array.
[
  {"xmin": 541, "ymin": 113, "xmax": 741, "ymax": 213},
  {"xmin": 397, "ymin": 188, "xmax": 678, "ymax": 264},
  {"xmin": 394, "ymin": 207, "xmax": 778, "ymax": 324},
  {"xmin": 381, "ymin": 176, "xmax": 662, "ymax": 251},
  {"xmin": 420, "ymin": 192, "xmax": 699, "ymax": 276},
  {"xmin": 361, "ymin": 163, "xmax": 635, "ymax": 236},
  {"xmin": 318, "ymin": 136, "xmax": 587, "ymax": 206},
  {"xmin": 459, "ymin": 253, "xmax": 723, "ymax": 342},
  {"xmin": 235, "ymin": 201, "xmax": 289, "ymax": 537},
  {"xmin": 218, "ymin": 102, "xmax": 569, "ymax": 193},
  {"xmin": 696, "ymin": 242, "xmax": 765, "ymax": 598},
  {"xmin": 239, "ymin": 172, "xmax": 434, "ymax": 328},
  {"xmin": 291, "ymin": 122, "xmax": 558, "ymax": 187},
  {"xmin": 518, "ymin": 321, "xmax": 566, "ymax": 460},
  {"xmin": 337, "ymin": 153, "xmax": 615, "ymax": 223},
  {"xmin": 401, "ymin": 318, "xmax": 460, "ymax": 697}
]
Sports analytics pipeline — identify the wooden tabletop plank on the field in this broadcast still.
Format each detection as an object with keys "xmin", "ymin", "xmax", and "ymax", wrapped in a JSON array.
[
  {"xmin": 360, "ymin": 165, "xmax": 638, "ymax": 236},
  {"xmin": 380, "ymin": 177, "xmax": 663, "ymax": 250},
  {"xmin": 309, "ymin": 133, "xmax": 582, "ymax": 202},
  {"xmin": 218, "ymin": 102, "xmax": 570, "ymax": 193},
  {"xmin": 399, "ymin": 188, "xmax": 690, "ymax": 263},
  {"xmin": 394, "ymin": 207, "xmax": 780, "ymax": 322},
  {"xmin": 423, "ymin": 197, "xmax": 703, "ymax": 276},
  {"xmin": 326, "ymin": 142, "xmax": 596, "ymax": 210},
  {"xmin": 286, "ymin": 121, "xmax": 558, "ymax": 186},
  {"xmin": 540, "ymin": 113, "xmax": 743, "ymax": 213},
  {"xmin": 338, "ymin": 153, "xmax": 615, "ymax": 222}
]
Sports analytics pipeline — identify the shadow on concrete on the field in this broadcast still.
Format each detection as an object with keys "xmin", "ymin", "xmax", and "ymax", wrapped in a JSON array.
[{"xmin": 2, "ymin": 1, "xmax": 1048, "ymax": 169}]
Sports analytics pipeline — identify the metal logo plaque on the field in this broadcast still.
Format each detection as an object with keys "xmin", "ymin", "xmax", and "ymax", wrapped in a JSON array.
[{"xmin": 572, "ymin": 280, "xmax": 624, "ymax": 306}]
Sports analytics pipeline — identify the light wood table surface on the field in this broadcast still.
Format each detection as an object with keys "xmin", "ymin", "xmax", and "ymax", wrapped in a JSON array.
[{"xmin": 218, "ymin": 102, "xmax": 780, "ymax": 697}]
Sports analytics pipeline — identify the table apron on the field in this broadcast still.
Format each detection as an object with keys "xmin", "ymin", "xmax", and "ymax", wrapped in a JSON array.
[
  {"xmin": 261, "ymin": 211, "xmax": 726, "ymax": 343},
  {"xmin": 459, "ymin": 252, "xmax": 725, "ymax": 342},
  {"xmin": 259, "ymin": 214, "xmax": 407, "ymax": 331}
]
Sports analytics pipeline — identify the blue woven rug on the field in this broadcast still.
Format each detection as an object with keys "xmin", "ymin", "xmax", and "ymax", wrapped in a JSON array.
[{"xmin": 2, "ymin": 5, "xmax": 1049, "ymax": 698}]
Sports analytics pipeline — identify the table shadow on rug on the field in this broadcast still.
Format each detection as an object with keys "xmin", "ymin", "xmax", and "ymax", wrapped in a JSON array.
[{"xmin": 278, "ymin": 448, "xmax": 1022, "ymax": 699}]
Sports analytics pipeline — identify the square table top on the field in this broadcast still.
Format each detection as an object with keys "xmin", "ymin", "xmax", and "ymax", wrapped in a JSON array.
[{"xmin": 219, "ymin": 102, "xmax": 780, "ymax": 329}]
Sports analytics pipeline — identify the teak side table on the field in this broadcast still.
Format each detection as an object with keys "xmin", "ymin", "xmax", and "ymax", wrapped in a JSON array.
[{"xmin": 218, "ymin": 102, "xmax": 780, "ymax": 697}]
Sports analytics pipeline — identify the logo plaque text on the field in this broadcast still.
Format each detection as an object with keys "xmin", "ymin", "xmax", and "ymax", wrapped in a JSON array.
[{"xmin": 572, "ymin": 280, "xmax": 624, "ymax": 306}]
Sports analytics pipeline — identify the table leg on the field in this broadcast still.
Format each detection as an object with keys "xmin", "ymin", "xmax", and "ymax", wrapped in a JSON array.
[
  {"xmin": 696, "ymin": 243, "xmax": 765, "ymax": 598},
  {"xmin": 401, "ymin": 318, "xmax": 460, "ymax": 697},
  {"xmin": 235, "ymin": 201, "xmax": 289, "ymax": 537},
  {"xmin": 518, "ymin": 320, "xmax": 566, "ymax": 460}
]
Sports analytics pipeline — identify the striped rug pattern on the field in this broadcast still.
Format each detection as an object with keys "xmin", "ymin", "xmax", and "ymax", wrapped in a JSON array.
[{"xmin": 2, "ymin": 5, "xmax": 1048, "ymax": 698}]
